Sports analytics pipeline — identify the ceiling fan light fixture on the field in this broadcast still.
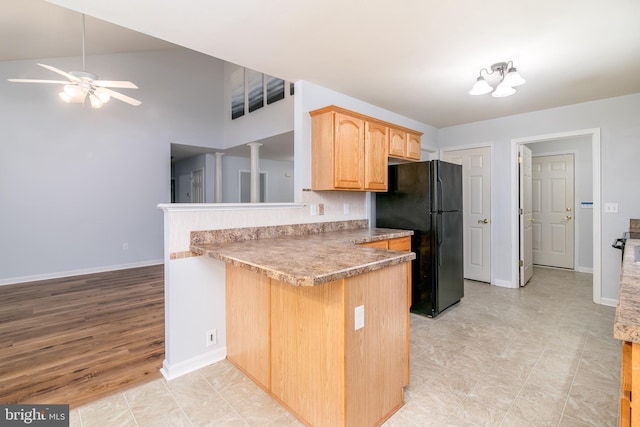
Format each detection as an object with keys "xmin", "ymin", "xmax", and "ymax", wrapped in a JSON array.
[
  {"xmin": 94, "ymin": 88, "xmax": 111, "ymax": 104},
  {"xmin": 89, "ymin": 93, "xmax": 104, "ymax": 109},
  {"xmin": 59, "ymin": 92, "xmax": 72, "ymax": 103},
  {"xmin": 63, "ymin": 84, "xmax": 79, "ymax": 97}
]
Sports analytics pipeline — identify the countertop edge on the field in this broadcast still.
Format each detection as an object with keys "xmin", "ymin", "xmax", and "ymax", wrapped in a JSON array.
[
  {"xmin": 614, "ymin": 239, "xmax": 640, "ymax": 343},
  {"xmin": 191, "ymin": 228, "xmax": 415, "ymax": 286}
]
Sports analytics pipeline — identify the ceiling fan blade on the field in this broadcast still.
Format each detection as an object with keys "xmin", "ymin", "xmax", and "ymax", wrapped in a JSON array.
[
  {"xmin": 99, "ymin": 87, "xmax": 142, "ymax": 106},
  {"xmin": 37, "ymin": 63, "xmax": 79, "ymax": 82},
  {"xmin": 8, "ymin": 79, "xmax": 69, "ymax": 84},
  {"xmin": 92, "ymin": 80, "xmax": 138, "ymax": 89}
]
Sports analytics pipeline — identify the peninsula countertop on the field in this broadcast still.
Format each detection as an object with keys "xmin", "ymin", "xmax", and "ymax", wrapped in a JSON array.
[
  {"xmin": 614, "ymin": 239, "xmax": 640, "ymax": 343},
  {"xmin": 190, "ymin": 227, "xmax": 415, "ymax": 286}
]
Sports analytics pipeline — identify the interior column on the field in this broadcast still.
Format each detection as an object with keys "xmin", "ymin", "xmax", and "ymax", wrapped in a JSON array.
[
  {"xmin": 215, "ymin": 152, "xmax": 224, "ymax": 203},
  {"xmin": 247, "ymin": 142, "xmax": 262, "ymax": 203}
]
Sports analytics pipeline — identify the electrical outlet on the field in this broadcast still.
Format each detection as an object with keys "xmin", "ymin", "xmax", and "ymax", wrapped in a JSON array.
[
  {"xmin": 354, "ymin": 305, "xmax": 365, "ymax": 330},
  {"xmin": 344, "ymin": 204, "xmax": 350, "ymax": 215},
  {"xmin": 318, "ymin": 204, "xmax": 324, "ymax": 215},
  {"xmin": 206, "ymin": 329, "xmax": 217, "ymax": 346},
  {"xmin": 310, "ymin": 204, "xmax": 317, "ymax": 216}
]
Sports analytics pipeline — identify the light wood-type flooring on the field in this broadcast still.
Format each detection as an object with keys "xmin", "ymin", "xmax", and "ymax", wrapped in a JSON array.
[{"xmin": 0, "ymin": 265, "xmax": 164, "ymax": 408}]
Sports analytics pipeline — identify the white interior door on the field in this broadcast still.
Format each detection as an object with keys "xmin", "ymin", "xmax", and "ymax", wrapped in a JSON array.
[
  {"xmin": 519, "ymin": 145, "xmax": 533, "ymax": 286},
  {"xmin": 532, "ymin": 154, "xmax": 575, "ymax": 269},
  {"xmin": 443, "ymin": 147, "xmax": 491, "ymax": 283},
  {"xmin": 191, "ymin": 168, "xmax": 204, "ymax": 203}
]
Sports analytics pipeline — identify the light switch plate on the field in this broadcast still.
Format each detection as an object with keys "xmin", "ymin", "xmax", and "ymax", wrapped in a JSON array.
[
  {"xmin": 604, "ymin": 203, "xmax": 619, "ymax": 213},
  {"xmin": 354, "ymin": 305, "xmax": 364, "ymax": 330}
]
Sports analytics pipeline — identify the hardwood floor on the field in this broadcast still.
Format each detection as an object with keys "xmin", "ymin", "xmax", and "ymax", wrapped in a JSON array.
[{"xmin": 0, "ymin": 265, "xmax": 164, "ymax": 408}]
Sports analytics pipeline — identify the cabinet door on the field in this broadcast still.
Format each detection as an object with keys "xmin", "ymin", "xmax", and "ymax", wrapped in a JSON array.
[
  {"xmin": 406, "ymin": 132, "xmax": 422, "ymax": 160},
  {"xmin": 388, "ymin": 127, "xmax": 406, "ymax": 158},
  {"xmin": 334, "ymin": 112, "xmax": 365, "ymax": 189},
  {"xmin": 364, "ymin": 121, "xmax": 388, "ymax": 191}
]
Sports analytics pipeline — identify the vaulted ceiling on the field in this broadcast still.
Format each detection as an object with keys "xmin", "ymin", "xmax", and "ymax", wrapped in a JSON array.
[{"xmin": 4, "ymin": 0, "xmax": 640, "ymax": 128}]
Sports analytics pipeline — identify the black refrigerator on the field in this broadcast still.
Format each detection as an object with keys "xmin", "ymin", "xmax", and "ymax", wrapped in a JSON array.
[{"xmin": 376, "ymin": 160, "xmax": 464, "ymax": 317}]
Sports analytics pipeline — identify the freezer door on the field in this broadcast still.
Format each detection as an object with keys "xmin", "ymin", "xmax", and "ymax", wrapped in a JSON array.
[
  {"xmin": 376, "ymin": 162, "xmax": 433, "ymax": 231},
  {"xmin": 434, "ymin": 210, "xmax": 464, "ymax": 314},
  {"xmin": 433, "ymin": 160, "xmax": 463, "ymax": 212}
]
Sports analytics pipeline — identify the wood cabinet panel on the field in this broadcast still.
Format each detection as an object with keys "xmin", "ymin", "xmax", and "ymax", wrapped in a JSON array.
[
  {"xmin": 270, "ymin": 278, "xmax": 346, "ymax": 427},
  {"xmin": 359, "ymin": 240, "xmax": 388, "ymax": 249},
  {"xmin": 388, "ymin": 127, "xmax": 406, "ymax": 158},
  {"xmin": 364, "ymin": 121, "xmax": 389, "ymax": 190},
  {"xmin": 388, "ymin": 236, "xmax": 411, "ymax": 251},
  {"xmin": 407, "ymin": 132, "xmax": 422, "ymax": 160},
  {"xmin": 226, "ymin": 265, "xmax": 271, "ymax": 389},
  {"xmin": 334, "ymin": 113, "xmax": 365, "ymax": 189},
  {"xmin": 345, "ymin": 263, "xmax": 407, "ymax": 426}
]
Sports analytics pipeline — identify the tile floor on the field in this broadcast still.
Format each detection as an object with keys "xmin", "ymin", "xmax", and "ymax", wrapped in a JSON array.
[{"xmin": 70, "ymin": 267, "xmax": 620, "ymax": 426}]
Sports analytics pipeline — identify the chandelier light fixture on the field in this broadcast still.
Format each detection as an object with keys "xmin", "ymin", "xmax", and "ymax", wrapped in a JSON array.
[{"xmin": 469, "ymin": 61, "xmax": 526, "ymax": 98}]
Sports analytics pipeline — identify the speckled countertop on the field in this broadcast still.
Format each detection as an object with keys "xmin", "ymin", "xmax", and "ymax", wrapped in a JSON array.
[
  {"xmin": 190, "ymin": 227, "xmax": 415, "ymax": 286},
  {"xmin": 614, "ymin": 239, "xmax": 640, "ymax": 343}
]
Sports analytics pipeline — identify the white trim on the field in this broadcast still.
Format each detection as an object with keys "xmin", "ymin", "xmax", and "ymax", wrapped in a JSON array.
[
  {"xmin": 576, "ymin": 267, "xmax": 594, "ymax": 274},
  {"xmin": 494, "ymin": 278, "xmax": 518, "ymax": 289},
  {"xmin": 511, "ymin": 128, "xmax": 601, "ymax": 303},
  {"xmin": 0, "ymin": 259, "xmax": 163, "ymax": 286},
  {"xmin": 158, "ymin": 202, "xmax": 305, "ymax": 212},
  {"xmin": 600, "ymin": 297, "xmax": 617, "ymax": 308},
  {"xmin": 160, "ymin": 348, "xmax": 227, "ymax": 381}
]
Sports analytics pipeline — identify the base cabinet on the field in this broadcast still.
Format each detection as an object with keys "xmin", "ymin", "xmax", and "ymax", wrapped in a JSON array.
[{"xmin": 226, "ymin": 263, "xmax": 409, "ymax": 427}]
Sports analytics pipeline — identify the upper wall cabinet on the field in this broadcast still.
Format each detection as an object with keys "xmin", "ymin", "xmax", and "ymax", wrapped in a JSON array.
[
  {"xmin": 310, "ymin": 106, "xmax": 422, "ymax": 192},
  {"xmin": 389, "ymin": 127, "xmax": 422, "ymax": 161}
]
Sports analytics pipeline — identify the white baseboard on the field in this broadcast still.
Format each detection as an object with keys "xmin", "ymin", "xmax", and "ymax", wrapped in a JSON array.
[
  {"xmin": 493, "ymin": 279, "xmax": 517, "ymax": 289},
  {"xmin": 160, "ymin": 348, "xmax": 227, "ymax": 381},
  {"xmin": 0, "ymin": 259, "xmax": 164, "ymax": 286},
  {"xmin": 600, "ymin": 297, "xmax": 618, "ymax": 307},
  {"xmin": 576, "ymin": 266, "xmax": 594, "ymax": 274}
]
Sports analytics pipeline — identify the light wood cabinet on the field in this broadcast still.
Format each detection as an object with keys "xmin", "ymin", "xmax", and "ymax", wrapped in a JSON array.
[
  {"xmin": 389, "ymin": 127, "xmax": 421, "ymax": 161},
  {"xmin": 310, "ymin": 106, "xmax": 422, "ymax": 192},
  {"xmin": 226, "ymin": 262, "xmax": 409, "ymax": 427},
  {"xmin": 359, "ymin": 236, "xmax": 412, "ymax": 385}
]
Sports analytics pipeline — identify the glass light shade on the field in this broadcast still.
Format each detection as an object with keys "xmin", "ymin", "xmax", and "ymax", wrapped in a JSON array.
[
  {"xmin": 63, "ymin": 84, "xmax": 79, "ymax": 97},
  {"xmin": 89, "ymin": 93, "xmax": 103, "ymax": 109},
  {"xmin": 469, "ymin": 76, "xmax": 493, "ymax": 95},
  {"xmin": 59, "ymin": 92, "xmax": 72, "ymax": 103},
  {"xmin": 94, "ymin": 88, "xmax": 111, "ymax": 103},
  {"xmin": 503, "ymin": 67, "xmax": 526, "ymax": 87},
  {"xmin": 491, "ymin": 82, "xmax": 516, "ymax": 98}
]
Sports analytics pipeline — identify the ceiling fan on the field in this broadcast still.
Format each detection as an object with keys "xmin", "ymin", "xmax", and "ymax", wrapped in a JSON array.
[{"xmin": 8, "ymin": 14, "xmax": 141, "ymax": 109}]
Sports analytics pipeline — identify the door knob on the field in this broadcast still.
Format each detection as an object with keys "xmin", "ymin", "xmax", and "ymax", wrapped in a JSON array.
[
  {"xmin": 478, "ymin": 218, "xmax": 489, "ymax": 224},
  {"xmin": 566, "ymin": 207, "xmax": 572, "ymax": 212},
  {"xmin": 565, "ymin": 215, "xmax": 573, "ymax": 220}
]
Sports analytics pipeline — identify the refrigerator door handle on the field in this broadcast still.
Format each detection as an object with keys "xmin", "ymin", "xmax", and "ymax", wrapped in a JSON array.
[{"xmin": 437, "ymin": 213, "xmax": 443, "ymax": 266}]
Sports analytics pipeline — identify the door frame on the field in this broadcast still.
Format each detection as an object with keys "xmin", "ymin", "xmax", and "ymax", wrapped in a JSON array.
[
  {"xmin": 511, "ymin": 129, "xmax": 602, "ymax": 305},
  {"xmin": 440, "ymin": 143, "xmax": 494, "ymax": 285}
]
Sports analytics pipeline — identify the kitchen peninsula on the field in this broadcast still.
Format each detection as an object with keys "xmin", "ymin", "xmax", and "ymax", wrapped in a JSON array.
[
  {"xmin": 190, "ymin": 221, "xmax": 415, "ymax": 427},
  {"xmin": 614, "ymin": 222, "xmax": 640, "ymax": 426}
]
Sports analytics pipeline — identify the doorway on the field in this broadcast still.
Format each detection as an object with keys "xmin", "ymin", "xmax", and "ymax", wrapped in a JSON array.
[
  {"xmin": 512, "ymin": 129, "xmax": 601, "ymax": 304},
  {"xmin": 239, "ymin": 170, "xmax": 267, "ymax": 202}
]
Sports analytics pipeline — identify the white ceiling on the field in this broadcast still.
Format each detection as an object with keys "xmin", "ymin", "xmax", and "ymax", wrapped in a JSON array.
[{"xmin": 4, "ymin": 0, "xmax": 640, "ymax": 128}]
